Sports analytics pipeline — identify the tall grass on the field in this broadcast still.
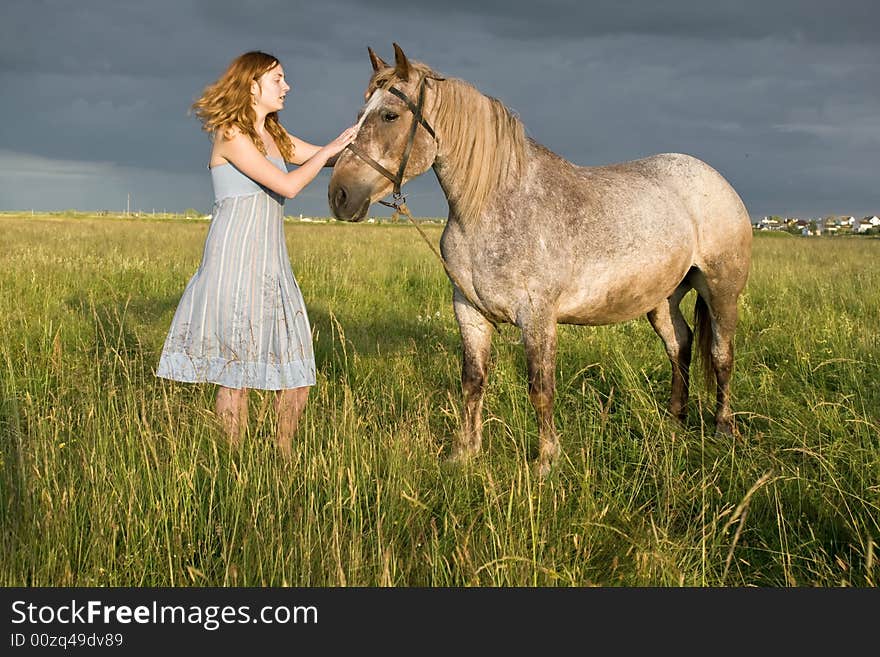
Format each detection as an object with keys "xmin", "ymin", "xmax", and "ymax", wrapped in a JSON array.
[{"xmin": 1, "ymin": 215, "xmax": 877, "ymax": 586}]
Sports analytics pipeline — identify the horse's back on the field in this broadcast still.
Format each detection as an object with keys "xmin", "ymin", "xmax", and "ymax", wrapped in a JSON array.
[
  {"xmin": 545, "ymin": 151, "xmax": 752, "ymax": 323},
  {"xmin": 595, "ymin": 152, "xmax": 749, "ymax": 225},
  {"xmin": 625, "ymin": 152, "xmax": 751, "ymax": 239},
  {"xmin": 536, "ymin": 147, "xmax": 750, "ymax": 242},
  {"xmin": 586, "ymin": 151, "xmax": 752, "ymax": 277}
]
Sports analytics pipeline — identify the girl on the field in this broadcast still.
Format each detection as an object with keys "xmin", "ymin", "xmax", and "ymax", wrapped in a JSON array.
[{"xmin": 156, "ymin": 51, "xmax": 358, "ymax": 456}]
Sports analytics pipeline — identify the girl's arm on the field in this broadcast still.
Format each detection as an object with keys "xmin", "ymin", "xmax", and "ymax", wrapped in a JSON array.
[
  {"xmin": 287, "ymin": 133, "xmax": 341, "ymax": 168},
  {"xmin": 216, "ymin": 126, "xmax": 357, "ymax": 199}
]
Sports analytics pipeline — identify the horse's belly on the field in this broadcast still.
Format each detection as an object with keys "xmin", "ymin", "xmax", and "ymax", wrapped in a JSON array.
[{"xmin": 557, "ymin": 255, "xmax": 691, "ymax": 325}]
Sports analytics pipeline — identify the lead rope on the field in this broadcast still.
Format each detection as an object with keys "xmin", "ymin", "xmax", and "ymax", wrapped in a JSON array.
[
  {"xmin": 386, "ymin": 195, "xmax": 499, "ymax": 330},
  {"xmin": 385, "ymin": 195, "xmax": 457, "ymax": 287}
]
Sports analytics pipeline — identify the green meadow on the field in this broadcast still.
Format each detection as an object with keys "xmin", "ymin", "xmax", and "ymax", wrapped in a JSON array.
[{"xmin": 1, "ymin": 213, "xmax": 877, "ymax": 586}]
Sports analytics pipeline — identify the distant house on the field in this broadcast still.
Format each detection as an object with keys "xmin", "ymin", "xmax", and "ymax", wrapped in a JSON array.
[
  {"xmin": 820, "ymin": 215, "xmax": 855, "ymax": 232},
  {"xmin": 793, "ymin": 218, "xmax": 824, "ymax": 236}
]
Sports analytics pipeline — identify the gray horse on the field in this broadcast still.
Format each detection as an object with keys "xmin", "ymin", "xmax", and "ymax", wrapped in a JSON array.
[{"xmin": 329, "ymin": 44, "xmax": 752, "ymax": 476}]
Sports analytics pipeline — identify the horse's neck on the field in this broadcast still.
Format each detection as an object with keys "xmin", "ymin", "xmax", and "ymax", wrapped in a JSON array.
[
  {"xmin": 430, "ymin": 160, "xmax": 497, "ymax": 226},
  {"xmin": 429, "ymin": 84, "xmax": 528, "ymax": 226},
  {"xmin": 430, "ymin": 160, "xmax": 466, "ymax": 216},
  {"xmin": 432, "ymin": 147, "xmax": 544, "ymax": 227}
]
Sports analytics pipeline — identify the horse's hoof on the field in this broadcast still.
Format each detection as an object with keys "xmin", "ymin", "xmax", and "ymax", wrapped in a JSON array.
[
  {"xmin": 533, "ymin": 439, "xmax": 560, "ymax": 479},
  {"xmin": 534, "ymin": 449, "xmax": 559, "ymax": 478},
  {"xmin": 715, "ymin": 422, "xmax": 736, "ymax": 439},
  {"xmin": 447, "ymin": 445, "xmax": 480, "ymax": 465},
  {"xmin": 533, "ymin": 457, "xmax": 555, "ymax": 479}
]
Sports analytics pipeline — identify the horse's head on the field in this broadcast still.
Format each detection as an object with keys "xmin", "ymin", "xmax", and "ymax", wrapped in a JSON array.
[{"xmin": 329, "ymin": 43, "xmax": 440, "ymax": 221}]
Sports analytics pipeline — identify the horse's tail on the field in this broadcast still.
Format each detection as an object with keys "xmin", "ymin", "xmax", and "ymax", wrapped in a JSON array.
[{"xmin": 693, "ymin": 294, "xmax": 715, "ymax": 391}]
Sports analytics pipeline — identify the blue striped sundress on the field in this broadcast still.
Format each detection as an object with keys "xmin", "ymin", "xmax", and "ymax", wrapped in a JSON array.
[{"xmin": 155, "ymin": 156, "xmax": 316, "ymax": 390}]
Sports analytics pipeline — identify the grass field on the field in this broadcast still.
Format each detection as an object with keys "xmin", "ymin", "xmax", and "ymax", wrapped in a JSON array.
[{"xmin": 1, "ymin": 213, "xmax": 877, "ymax": 586}]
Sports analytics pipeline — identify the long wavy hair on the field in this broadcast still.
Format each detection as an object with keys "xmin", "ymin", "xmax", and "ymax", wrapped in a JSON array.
[{"xmin": 192, "ymin": 51, "xmax": 295, "ymax": 161}]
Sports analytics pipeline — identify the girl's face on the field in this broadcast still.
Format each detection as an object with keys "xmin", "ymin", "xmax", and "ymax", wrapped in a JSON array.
[{"xmin": 252, "ymin": 63, "xmax": 290, "ymax": 113}]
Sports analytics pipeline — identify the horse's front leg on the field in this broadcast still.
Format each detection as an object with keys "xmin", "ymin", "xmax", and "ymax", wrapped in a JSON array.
[
  {"xmin": 451, "ymin": 291, "xmax": 494, "ymax": 462},
  {"xmin": 521, "ymin": 317, "xmax": 559, "ymax": 477}
]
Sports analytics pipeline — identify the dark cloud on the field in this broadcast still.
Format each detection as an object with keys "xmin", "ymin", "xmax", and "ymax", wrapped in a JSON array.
[
  {"xmin": 1, "ymin": 1, "xmax": 878, "ymax": 218},
  {"xmin": 364, "ymin": 0, "xmax": 880, "ymax": 43}
]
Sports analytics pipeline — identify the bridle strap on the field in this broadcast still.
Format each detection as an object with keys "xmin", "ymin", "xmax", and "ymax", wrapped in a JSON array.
[
  {"xmin": 387, "ymin": 86, "xmax": 436, "ymax": 139},
  {"xmin": 393, "ymin": 79, "xmax": 427, "ymax": 196},
  {"xmin": 346, "ymin": 142, "xmax": 398, "ymax": 184}
]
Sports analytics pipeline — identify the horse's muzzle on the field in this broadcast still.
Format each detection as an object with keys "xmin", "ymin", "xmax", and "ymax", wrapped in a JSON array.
[{"xmin": 328, "ymin": 181, "xmax": 371, "ymax": 222}]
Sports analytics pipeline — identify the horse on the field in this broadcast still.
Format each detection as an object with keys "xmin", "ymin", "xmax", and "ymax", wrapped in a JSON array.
[{"xmin": 328, "ymin": 43, "xmax": 752, "ymax": 476}]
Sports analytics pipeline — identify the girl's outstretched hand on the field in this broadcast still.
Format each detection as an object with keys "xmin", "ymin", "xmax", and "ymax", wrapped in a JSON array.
[{"xmin": 324, "ymin": 125, "xmax": 359, "ymax": 157}]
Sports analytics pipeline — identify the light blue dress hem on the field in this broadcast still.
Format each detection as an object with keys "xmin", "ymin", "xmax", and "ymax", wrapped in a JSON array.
[{"xmin": 156, "ymin": 352, "xmax": 316, "ymax": 391}]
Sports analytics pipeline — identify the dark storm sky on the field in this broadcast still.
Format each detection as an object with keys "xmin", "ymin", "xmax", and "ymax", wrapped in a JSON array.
[{"xmin": 1, "ymin": 0, "xmax": 878, "ymax": 219}]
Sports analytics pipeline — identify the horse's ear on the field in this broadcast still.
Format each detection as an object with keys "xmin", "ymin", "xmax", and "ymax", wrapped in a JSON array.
[
  {"xmin": 392, "ymin": 42, "xmax": 411, "ymax": 81},
  {"xmin": 368, "ymin": 46, "xmax": 388, "ymax": 72}
]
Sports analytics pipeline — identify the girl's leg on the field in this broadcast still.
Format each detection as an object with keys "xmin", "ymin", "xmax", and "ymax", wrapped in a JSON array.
[
  {"xmin": 275, "ymin": 386, "xmax": 309, "ymax": 457},
  {"xmin": 216, "ymin": 385, "xmax": 248, "ymax": 446}
]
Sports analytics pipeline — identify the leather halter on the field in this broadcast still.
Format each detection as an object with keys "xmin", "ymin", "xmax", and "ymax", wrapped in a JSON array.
[{"xmin": 346, "ymin": 75, "xmax": 440, "ymax": 209}]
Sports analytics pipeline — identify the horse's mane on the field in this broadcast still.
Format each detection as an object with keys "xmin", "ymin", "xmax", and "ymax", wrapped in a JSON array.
[{"xmin": 371, "ymin": 61, "xmax": 527, "ymax": 226}]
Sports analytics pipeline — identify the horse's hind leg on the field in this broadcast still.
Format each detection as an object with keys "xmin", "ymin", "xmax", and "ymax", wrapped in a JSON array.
[
  {"xmin": 705, "ymin": 294, "xmax": 738, "ymax": 436},
  {"xmin": 691, "ymin": 271, "xmax": 742, "ymax": 436},
  {"xmin": 521, "ymin": 316, "xmax": 559, "ymax": 477},
  {"xmin": 647, "ymin": 281, "xmax": 693, "ymax": 423},
  {"xmin": 451, "ymin": 291, "xmax": 494, "ymax": 461}
]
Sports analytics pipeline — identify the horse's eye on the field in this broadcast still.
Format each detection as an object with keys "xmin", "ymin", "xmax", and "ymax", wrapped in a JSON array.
[{"xmin": 382, "ymin": 111, "xmax": 399, "ymax": 122}]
